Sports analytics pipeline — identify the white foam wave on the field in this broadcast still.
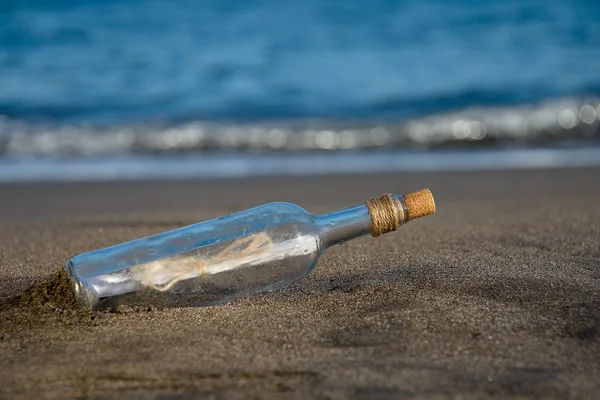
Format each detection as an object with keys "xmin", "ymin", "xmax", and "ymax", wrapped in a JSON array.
[{"xmin": 0, "ymin": 97, "xmax": 599, "ymax": 157}]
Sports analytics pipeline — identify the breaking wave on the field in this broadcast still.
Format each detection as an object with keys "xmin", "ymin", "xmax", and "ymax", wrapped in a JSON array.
[{"xmin": 1, "ymin": 97, "xmax": 598, "ymax": 157}]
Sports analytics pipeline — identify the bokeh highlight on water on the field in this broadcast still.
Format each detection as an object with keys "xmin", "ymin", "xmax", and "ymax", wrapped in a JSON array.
[{"xmin": 1, "ymin": 0, "xmax": 599, "ymax": 177}]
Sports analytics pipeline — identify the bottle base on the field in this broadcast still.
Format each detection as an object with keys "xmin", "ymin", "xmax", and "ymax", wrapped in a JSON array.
[{"xmin": 64, "ymin": 260, "xmax": 99, "ymax": 309}]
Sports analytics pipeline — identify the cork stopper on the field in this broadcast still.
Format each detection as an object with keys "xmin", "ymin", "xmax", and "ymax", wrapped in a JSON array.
[
  {"xmin": 366, "ymin": 189, "xmax": 435, "ymax": 237},
  {"xmin": 404, "ymin": 189, "xmax": 436, "ymax": 221}
]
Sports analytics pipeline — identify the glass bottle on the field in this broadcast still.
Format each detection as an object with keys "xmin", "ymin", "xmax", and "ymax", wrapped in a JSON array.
[{"xmin": 65, "ymin": 189, "xmax": 435, "ymax": 309}]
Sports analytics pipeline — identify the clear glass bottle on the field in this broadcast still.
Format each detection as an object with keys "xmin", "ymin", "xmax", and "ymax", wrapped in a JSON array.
[{"xmin": 65, "ymin": 189, "xmax": 435, "ymax": 309}]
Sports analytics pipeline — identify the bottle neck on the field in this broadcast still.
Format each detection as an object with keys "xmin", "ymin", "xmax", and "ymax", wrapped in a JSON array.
[
  {"xmin": 315, "ymin": 204, "xmax": 372, "ymax": 247},
  {"xmin": 315, "ymin": 194, "xmax": 408, "ymax": 248}
]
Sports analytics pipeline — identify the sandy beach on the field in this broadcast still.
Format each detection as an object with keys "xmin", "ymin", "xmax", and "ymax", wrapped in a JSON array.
[{"xmin": 1, "ymin": 167, "xmax": 599, "ymax": 399}]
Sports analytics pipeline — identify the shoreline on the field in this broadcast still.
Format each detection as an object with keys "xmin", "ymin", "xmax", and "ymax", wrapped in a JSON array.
[{"xmin": 1, "ymin": 146, "xmax": 600, "ymax": 183}]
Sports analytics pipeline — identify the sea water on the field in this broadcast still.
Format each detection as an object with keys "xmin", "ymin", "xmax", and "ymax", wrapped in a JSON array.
[{"xmin": 1, "ymin": 0, "xmax": 599, "ymax": 180}]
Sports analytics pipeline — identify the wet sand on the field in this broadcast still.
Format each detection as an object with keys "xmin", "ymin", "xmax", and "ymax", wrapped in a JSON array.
[{"xmin": 1, "ymin": 168, "xmax": 599, "ymax": 399}]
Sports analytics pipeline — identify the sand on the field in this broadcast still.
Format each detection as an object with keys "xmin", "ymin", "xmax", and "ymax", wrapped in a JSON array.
[{"xmin": 1, "ymin": 168, "xmax": 599, "ymax": 399}]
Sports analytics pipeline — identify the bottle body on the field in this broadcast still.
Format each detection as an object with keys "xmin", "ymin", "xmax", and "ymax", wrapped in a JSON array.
[{"xmin": 67, "ymin": 202, "xmax": 329, "ymax": 308}]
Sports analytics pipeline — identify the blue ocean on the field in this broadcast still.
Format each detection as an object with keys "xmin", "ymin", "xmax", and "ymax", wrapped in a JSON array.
[{"xmin": 1, "ymin": 0, "xmax": 599, "ymax": 181}]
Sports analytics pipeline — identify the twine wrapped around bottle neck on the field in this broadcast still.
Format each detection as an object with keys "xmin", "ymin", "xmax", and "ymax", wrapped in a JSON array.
[{"xmin": 366, "ymin": 194, "xmax": 406, "ymax": 237}]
